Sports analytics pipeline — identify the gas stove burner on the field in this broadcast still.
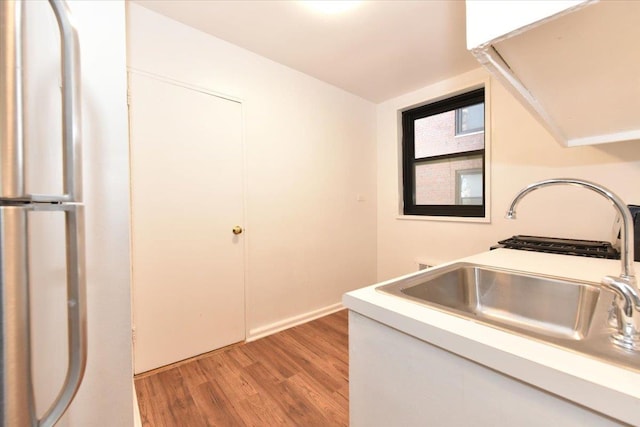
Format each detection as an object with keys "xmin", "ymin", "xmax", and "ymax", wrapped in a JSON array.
[{"xmin": 496, "ymin": 235, "xmax": 620, "ymax": 259}]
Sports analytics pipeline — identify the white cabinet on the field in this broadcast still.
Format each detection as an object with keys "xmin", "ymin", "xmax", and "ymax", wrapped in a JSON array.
[
  {"xmin": 349, "ymin": 311, "xmax": 626, "ymax": 427},
  {"xmin": 466, "ymin": 0, "xmax": 586, "ymax": 49},
  {"xmin": 466, "ymin": 0, "xmax": 640, "ymax": 147}
]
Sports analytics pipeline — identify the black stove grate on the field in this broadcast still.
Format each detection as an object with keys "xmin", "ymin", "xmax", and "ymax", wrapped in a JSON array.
[{"xmin": 497, "ymin": 235, "xmax": 620, "ymax": 259}]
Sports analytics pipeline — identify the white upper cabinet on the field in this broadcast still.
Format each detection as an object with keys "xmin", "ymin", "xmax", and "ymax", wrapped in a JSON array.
[{"xmin": 466, "ymin": 0, "xmax": 640, "ymax": 147}]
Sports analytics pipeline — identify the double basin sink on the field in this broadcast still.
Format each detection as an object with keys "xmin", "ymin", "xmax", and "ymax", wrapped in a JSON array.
[{"xmin": 377, "ymin": 262, "xmax": 640, "ymax": 371}]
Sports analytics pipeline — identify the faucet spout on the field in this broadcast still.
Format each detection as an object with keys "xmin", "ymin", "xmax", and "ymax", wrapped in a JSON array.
[
  {"xmin": 506, "ymin": 178, "xmax": 639, "ymax": 350},
  {"xmin": 506, "ymin": 178, "xmax": 635, "ymax": 279}
]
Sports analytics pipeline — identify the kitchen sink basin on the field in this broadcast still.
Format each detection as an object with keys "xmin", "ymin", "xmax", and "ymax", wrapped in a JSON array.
[
  {"xmin": 398, "ymin": 264, "xmax": 598, "ymax": 340},
  {"xmin": 377, "ymin": 262, "xmax": 640, "ymax": 371}
]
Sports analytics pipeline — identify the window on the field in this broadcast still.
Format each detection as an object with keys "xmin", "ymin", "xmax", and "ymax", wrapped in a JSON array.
[{"xmin": 402, "ymin": 88, "xmax": 485, "ymax": 217}]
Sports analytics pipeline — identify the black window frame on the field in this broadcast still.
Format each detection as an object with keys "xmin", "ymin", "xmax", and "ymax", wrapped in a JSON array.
[{"xmin": 402, "ymin": 88, "xmax": 485, "ymax": 217}]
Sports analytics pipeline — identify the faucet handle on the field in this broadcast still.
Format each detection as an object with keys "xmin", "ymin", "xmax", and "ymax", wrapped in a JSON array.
[{"xmin": 602, "ymin": 275, "xmax": 640, "ymax": 350}]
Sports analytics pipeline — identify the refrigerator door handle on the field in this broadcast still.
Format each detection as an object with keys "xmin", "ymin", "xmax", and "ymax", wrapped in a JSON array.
[
  {"xmin": 48, "ymin": 0, "xmax": 82, "ymax": 203},
  {"xmin": 36, "ymin": 1, "xmax": 87, "ymax": 426},
  {"xmin": 37, "ymin": 204, "xmax": 87, "ymax": 427}
]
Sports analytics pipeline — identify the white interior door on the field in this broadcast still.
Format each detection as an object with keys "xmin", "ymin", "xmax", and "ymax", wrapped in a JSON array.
[{"xmin": 128, "ymin": 72, "xmax": 245, "ymax": 374}]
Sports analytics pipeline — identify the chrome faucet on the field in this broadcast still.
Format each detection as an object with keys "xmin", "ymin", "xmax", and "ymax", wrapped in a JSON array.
[{"xmin": 506, "ymin": 178, "xmax": 639, "ymax": 351}]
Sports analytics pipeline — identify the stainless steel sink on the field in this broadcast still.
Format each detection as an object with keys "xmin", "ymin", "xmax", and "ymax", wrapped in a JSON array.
[{"xmin": 377, "ymin": 263, "xmax": 640, "ymax": 371}]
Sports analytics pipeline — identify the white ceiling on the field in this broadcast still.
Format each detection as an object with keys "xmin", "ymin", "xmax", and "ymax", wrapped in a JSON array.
[{"xmin": 133, "ymin": 0, "xmax": 479, "ymax": 103}]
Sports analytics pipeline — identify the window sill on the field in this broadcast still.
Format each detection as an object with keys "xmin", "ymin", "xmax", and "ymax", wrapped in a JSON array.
[
  {"xmin": 454, "ymin": 130, "xmax": 484, "ymax": 138},
  {"xmin": 396, "ymin": 214, "xmax": 491, "ymax": 224}
]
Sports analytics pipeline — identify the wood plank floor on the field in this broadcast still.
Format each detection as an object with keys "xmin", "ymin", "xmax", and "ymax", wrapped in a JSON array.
[{"xmin": 135, "ymin": 310, "xmax": 349, "ymax": 426}]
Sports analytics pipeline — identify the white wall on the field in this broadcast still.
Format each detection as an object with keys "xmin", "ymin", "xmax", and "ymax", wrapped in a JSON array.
[
  {"xmin": 126, "ymin": 4, "xmax": 377, "ymax": 337},
  {"xmin": 377, "ymin": 68, "xmax": 640, "ymax": 280}
]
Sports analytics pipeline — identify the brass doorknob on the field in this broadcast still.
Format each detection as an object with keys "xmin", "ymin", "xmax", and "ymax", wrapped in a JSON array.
[{"xmin": 232, "ymin": 226, "xmax": 243, "ymax": 235}]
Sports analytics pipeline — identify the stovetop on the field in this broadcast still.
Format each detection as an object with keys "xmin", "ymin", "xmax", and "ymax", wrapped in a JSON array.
[{"xmin": 495, "ymin": 235, "xmax": 620, "ymax": 259}]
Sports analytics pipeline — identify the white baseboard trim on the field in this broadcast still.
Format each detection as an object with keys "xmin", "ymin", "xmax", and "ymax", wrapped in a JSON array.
[
  {"xmin": 247, "ymin": 302, "xmax": 344, "ymax": 342},
  {"xmin": 133, "ymin": 382, "xmax": 142, "ymax": 427}
]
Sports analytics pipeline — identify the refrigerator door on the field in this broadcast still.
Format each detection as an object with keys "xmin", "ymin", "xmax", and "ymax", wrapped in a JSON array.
[
  {"xmin": 0, "ymin": 203, "xmax": 87, "ymax": 427},
  {"xmin": 4, "ymin": 0, "xmax": 83, "ymax": 203},
  {"xmin": 0, "ymin": 206, "xmax": 32, "ymax": 426}
]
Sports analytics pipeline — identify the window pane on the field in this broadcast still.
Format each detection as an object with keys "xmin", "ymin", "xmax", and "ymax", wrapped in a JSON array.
[
  {"xmin": 414, "ymin": 105, "xmax": 484, "ymax": 159},
  {"xmin": 457, "ymin": 168, "xmax": 483, "ymax": 205},
  {"xmin": 414, "ymin": 154, "xmax": 483, "ymax": 205},
  {"xmin": 455, "ymin": 103, "xmax": 484, "ymax": 135}
]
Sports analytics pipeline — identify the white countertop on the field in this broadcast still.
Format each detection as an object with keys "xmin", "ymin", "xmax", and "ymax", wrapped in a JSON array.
[{"xmin": 343, "ymin": 249, "xmax": 640, "ymax": 425}]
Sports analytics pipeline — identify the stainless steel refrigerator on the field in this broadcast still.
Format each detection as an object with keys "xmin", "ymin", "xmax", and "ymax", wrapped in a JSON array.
[{"xmin": 1, "ymin": 1, "xmax": 87, "ymax": 425}]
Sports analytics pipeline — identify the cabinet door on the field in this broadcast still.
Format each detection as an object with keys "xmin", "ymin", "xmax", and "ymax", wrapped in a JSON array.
[
  {"xmin": 467, "ymin": 0, "xmax": 640, "ymax": 147},
  {"xmin": 129, "ymin": 72, "xmax": 245, "ymax": 373},
  {"xmin": 465, "ymin": 0, "xmax": 586, "ymax": 49}
]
